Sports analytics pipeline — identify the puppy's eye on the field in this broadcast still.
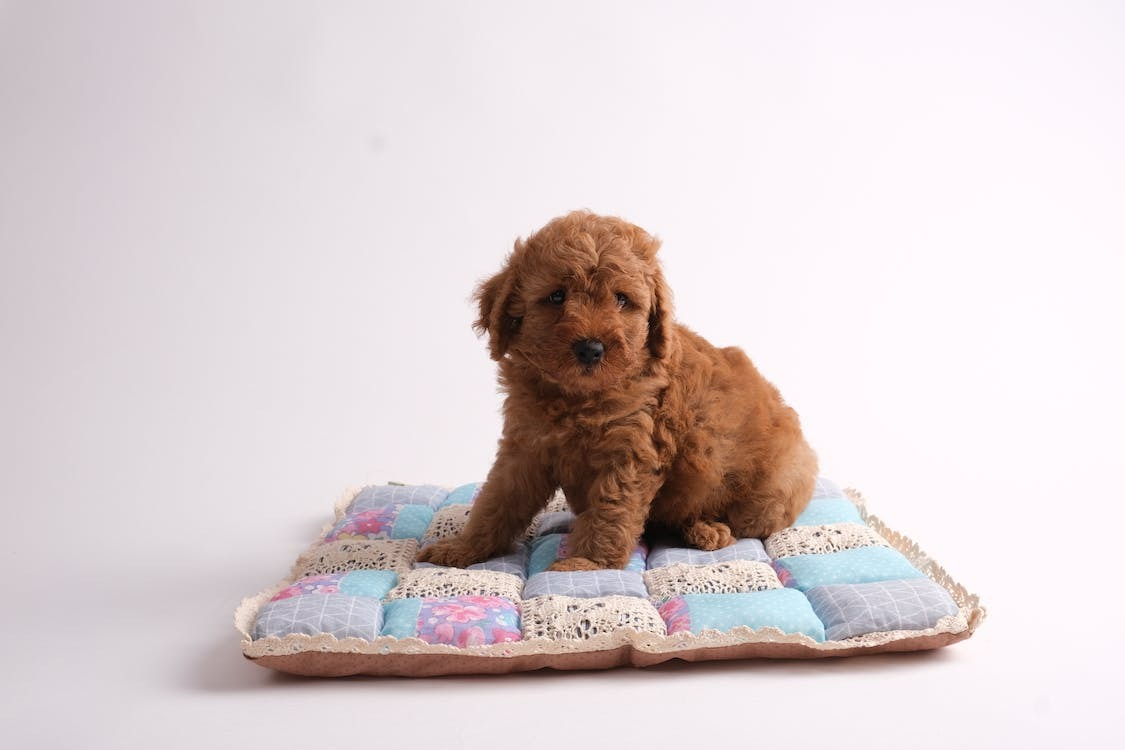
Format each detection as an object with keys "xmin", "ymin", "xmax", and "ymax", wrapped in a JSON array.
[
  {"xmin": 615, "ymin": 292, "xmax": 629, "ymax": 308},
  {"xmin": 547, "ymin": 289, "xmax": 566, "ymax": 305}
]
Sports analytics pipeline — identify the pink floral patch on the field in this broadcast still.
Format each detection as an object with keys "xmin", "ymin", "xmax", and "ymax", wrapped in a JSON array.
[
  {"xmin": 270, "ymin": 574, "xmax": 344, "ymax": 601},
  {"xmin": 658, "ymin": 596, "xmax": 692, "ymax": 635},
  {"xmin": 326, "ymin": 507, "xmax": 397, "ymax": 541},
  {"xmin": 416, "ymin": 596, "xmax": 521, "ymax": 646},
  {"xmin": 772, "ymin": 561, "xmax": 796, "ymax": 588},
  {"xmin": 431, "ymin": 601, "xmax": 488, "ymax": 623}
]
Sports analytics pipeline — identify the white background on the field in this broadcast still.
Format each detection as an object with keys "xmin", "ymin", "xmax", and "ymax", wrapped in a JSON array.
[{"xmin": 2, "ymin": 1, "xmax": 1123, "ymax": 747}]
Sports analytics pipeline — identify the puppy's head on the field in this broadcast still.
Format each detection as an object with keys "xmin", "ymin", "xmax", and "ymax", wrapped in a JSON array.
[{"xmin": 474, "ymin": 211, "xmax": 674, "ymax": 395}]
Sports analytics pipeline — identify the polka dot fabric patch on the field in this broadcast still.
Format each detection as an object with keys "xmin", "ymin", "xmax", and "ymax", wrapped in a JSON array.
[
  {"xmin": 658, "ymin": 590, "xmax": 825, "ymax": 641},
  {"xmin": 236, "ymin": 479, "xmax": 984, "ymax": 676}
]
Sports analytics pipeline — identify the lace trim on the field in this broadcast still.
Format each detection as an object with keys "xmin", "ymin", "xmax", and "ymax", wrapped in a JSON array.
[
  {"xmin": 643, "ymin": 560, "xmax": 781, "ymax": 598},
  {"xmin": 521, "ymin": 595, "xmax": 667, "ymax": 641},
  {"xmin": 765, "ymin": 522, "xmax": 889, "ymax": 559},
  {"xmin": 423, "ymin": 505, "xmax": 472, "ymax": 542},
  {"xmin": 387, "ymin": 568, "xmax": 524, "ymax": 600},
  {"xmin": 295, "ymin": 538, "xmax": 419, "ymax": 577},
  {"xmin": 848, "ymin": 488, "xmax": 987, "ymax": 633},
  {"xmin": 240, "ymin": 610, "xmax": 971, "ymax": 660},
  {"xmin": 526, "ymin": 490, "xmax": 570, "ymax": 538},
  {"xmin": 236, "ymin": 486, "xmax": 986, "ymax": 659}
]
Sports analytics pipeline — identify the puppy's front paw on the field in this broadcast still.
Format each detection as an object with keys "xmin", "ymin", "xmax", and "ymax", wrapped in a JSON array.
[
  {"xmin": 416, "ymin": 538, "xmax": 487, "ymax": 568},
  {"xmin": 547, "ymin": 556, "xmax": 602, "ymax": 572}
]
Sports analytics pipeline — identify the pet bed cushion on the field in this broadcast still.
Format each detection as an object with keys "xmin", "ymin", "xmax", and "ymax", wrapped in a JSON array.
[{"xmin": 236, "ymin": 478, "xmax": 984, "ymax": 676}]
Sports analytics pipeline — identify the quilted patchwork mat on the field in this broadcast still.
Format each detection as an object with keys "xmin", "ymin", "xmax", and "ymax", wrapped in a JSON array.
[{"xmin": 235, "ymin": 478, "xmax": 984, "ymax": 677}]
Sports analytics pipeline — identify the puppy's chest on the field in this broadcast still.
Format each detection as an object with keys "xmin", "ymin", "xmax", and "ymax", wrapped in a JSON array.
[
  {"xmin": 534, "ymin": 416, "xmax": 603, "ymax": 465},
  {"xmin": 537, "ymin": 426, "xmax": 606, "ymax": 500},
  {"xmin": 528, "ymin": 405, "xmax": 658, "ymax": 477}
]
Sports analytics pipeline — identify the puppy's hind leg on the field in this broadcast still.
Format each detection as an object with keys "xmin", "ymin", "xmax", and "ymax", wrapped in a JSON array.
[
  {"xmin": 682, "ymin": 519, "xmax": 737, "ymax": 551},
  {"xmin": 726, "ymin": 443, "xmax": 817, "ymax": 539}
]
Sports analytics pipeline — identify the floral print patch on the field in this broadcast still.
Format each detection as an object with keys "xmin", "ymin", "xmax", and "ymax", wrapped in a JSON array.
[
  {"xmin": 326, "ymin": 504, "xmax": 434, "ymax": 542},
  {"xmin": 416, "ymin": 595, "xmax": 521, "ymax": 647},
  {"xmin": 271, "ymin": 574, "xmax": 344, "ymax": 601},
  {"xmin": 327, "ymin": 508, "xmax": 398, "ymax": 541},
  {"xmin": 657, "ymin": 596, "xmax": 692, "ymax": 635}
]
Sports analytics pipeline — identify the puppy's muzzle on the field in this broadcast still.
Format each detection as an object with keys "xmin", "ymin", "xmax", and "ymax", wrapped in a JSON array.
[{"xmin": 572, "ymin": 338, "xmax": 605, "ymax": 366}]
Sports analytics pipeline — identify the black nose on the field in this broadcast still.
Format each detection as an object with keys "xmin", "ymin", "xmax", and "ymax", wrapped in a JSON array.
[{"xmin": 572, "ymin": 338, "xmax": 605, "ymax": 366}]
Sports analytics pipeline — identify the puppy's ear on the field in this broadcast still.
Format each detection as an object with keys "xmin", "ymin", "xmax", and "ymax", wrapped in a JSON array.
[
  {"xmin": 473, "ymin": 245, "xmax": 523, "ymax": 360},
  {"xmin": 647, "ymin": 263, "xmax": 675, "ymax": 360},
  {"xmin": 631, "ymin": 229, "xmax": 675, "ymax": 361}
]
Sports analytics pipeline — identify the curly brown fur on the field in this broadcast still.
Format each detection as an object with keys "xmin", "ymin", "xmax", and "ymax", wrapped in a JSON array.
[{"xmin": 417, "ymin": 211, "xmax": 818, "ymax": 570}]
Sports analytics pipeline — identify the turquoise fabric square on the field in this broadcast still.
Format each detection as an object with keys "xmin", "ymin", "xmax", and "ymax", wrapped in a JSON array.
[
  {"xmin": 793, "ymin": 498, "xmax": 864, "ymax": 526},
  {"xmin": 527, "ymin": 535, "xmax": 564, "ymax": 576},
  {"xmin": 381, "ymin": 598, "xmax": 424, "ymax": 639},
  {"xmin": 339, "ymin": 570, "xmax": 398, "ymax": 598},
  {"xmin": 658, "ymin": 590, "xmax": 825, "ymax": 642},
  {"xmin": 440, "ymin": 482, "xmax": 482, "ymax": 507},
  {"xmin": 391, "ymin": 504, "xmax": 434, "ymax": 540},
  {"xmin": 772, "ymin": 547, "xmax": 925, "ymax": 592}
]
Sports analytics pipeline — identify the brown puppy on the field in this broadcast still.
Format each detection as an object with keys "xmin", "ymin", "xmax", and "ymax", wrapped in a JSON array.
[{"xmin": 418, "ymin": 211, "xmax": 817, "ymax": 571}]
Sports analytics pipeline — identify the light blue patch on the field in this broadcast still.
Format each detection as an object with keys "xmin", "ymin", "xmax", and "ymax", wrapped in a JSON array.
[
  {"xmin": 807, "ymin": 578, "xmax": 959, "ymax": 641},
  {"xmin": 812, "ymin": 476, "xmax": 846, "ymax": 499},
  {"xmin": 524, "ymin": 570, "xmax": 648, "ymax": 599},
  {"xmin": 534, "ymin": 511, "xmax": 576, "ymax": 537},
  {"xmin": 380, "ymin": 598, "xmax": 424, "ymax": 639},
  {"xmin": 339, "ymin": 570, "xmax": 398, "ymax": 598},
  {"xmin": 440, "ymin": 482, "xmax": 482, "ymax": 507},
  {"xmin": 527, "ymin": 535, "xmax": 564, "ymax": 576},
  {"xmin": 647, "ymin": 538, "xmax": 769, "ymax": 569},
  {"xmin": 348, "ymin": 484, "xmax": 449, "ymax": 512},
  {"xmin": 793, "ymin": 498, "xmax": 864, "ymax": 527},
  {"xmin": 470, "ymin": 544, "xmax": 530, "ymax": 579},
  {"xmin": 625, "ymin": 545, "xmax": 648, "ymax": 572},
  {"xmin": 415, "ymin": 544, "xmax": 531, "ymax": 579},
  {"xmin": 773, "ymin": 547, "xmax": 925, "ymax": 592},
  {"xmin": 390, "ymin": 505, "xmax": 435, "ymax": 540},
  {"xmin": 528, "ymin": 535, "xmax": 645, "ymax": 575},
  {"xmin": 680, "ymin": 590, "xmax": 825, "ymax": 642},
  {"xmin": 253, "ymin": 595, "xmax": 384, "ymax": 641}
]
